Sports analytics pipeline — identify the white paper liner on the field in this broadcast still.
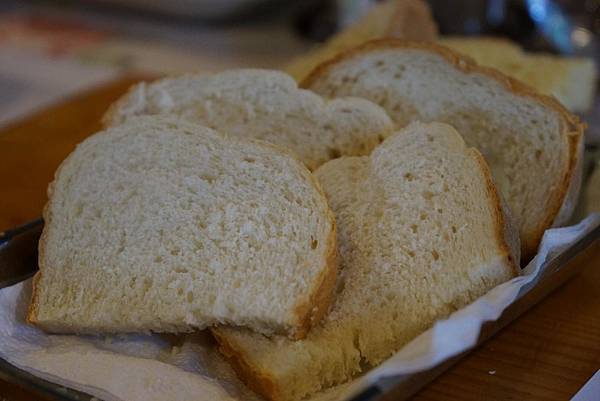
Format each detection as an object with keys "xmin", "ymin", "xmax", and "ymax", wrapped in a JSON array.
[{"xmin": 0, "ymin": 213, "xmax": 598, "ymax": 401}]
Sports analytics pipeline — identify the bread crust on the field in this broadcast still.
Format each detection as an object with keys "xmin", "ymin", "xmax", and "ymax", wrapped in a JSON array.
[
  {"xmin": 302, "ymin": 39, "xmax": 585, "ymax": 261},
  {"xmin": 211, "ymin": 328, "xmax": 283, "ymax": 401},
  {"xmin": 469, "ymin": 148, "xmax": 521, "ymax": 273},
  {"xmin": 26, "ymin": 188, "xmax": 55, "ymax": 327},
  {"xmin": 551, "ymin": 133, "xmax": 584, "ymax": 228},
  {"xmin": 27, "ymin": 162, "xmax": 62, "ymax": 326},
  {"xmin": 290, "ymin": 203, "xmax": 337, "ymax": 339},
  {"xmin": 243, "ymin": 138, "xmax": 339, "ymax": 339},
  {"xmin": 27, "ymin": 254, "xmax": 42, "ymax": 325}
]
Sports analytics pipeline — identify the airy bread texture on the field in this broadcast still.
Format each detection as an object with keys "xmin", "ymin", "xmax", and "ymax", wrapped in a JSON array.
[
  {"xmin": 440, "ymin": 37, "xmax": 598, "ymax": 113},
  {"xmin": 213, "ymin": 122, "xmax": 520, "ymax": 401},
  {"xmin": 28, "ymin": 116, "xmax": 337, "ymax": 340},
  {"xmin": 303, "ymin": 39, "xmax": 584, "ymax": 261},
  {"xmin": 284, "ymin": 0, "xmax": 437, "ymax": 81},
  {"xmin": 103, "ymin": 69, "xmax": 393, "ymax": 171}
]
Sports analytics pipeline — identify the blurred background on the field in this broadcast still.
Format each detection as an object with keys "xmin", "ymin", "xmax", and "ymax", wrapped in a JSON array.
[{"xmin": 0, "ymin": 0, "xmax": 598, "ymax": 129}]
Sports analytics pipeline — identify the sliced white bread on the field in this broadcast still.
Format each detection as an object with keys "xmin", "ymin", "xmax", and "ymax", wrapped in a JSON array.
[
  {"xmin": 28, "ymin": 116, "xmax": 337, "ymax": 340},
  {"xmin": 302, "ymin": 39, "xmax": 585, "ymax": 261},
  {"xmin": 103, "ymin": 69, "xmax": 393, "ymax": 171},
  {"xmin": 284, "ymin": 0, "xmax": 437, "ymax": 81},
  {"xmin": 440, "ymin": 37, "xmax": 598, "ymax": 113},
  {"xmin": 212, "ymin": 122, "xmax": 520, "ymax": 401}
]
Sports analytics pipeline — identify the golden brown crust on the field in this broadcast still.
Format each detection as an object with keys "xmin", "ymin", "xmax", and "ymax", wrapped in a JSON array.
[
  {"xmin": 470, "ymin": 149, "xmax": 521, "ymax": 274},
  {"xmin": 27, "ymin": 269, "xmax": 41, "ymax": 325},
  {"xmin": 291, "ymin": 207, "xmax": 337, "ymax": 339},
  {"xmin": 301, "ymin": 38, "xmax": 585, "ymax": 262},
  {"xmin": 240, "ymin": 137, "xmax": 340, "ymax": 339},
  {"xmin": 232, "ymin": 136, "xmax": 341, "ymax": 339},
  {"xmin": 211, "ymin": 328, "xmax": 283, "ymax": 401},
  {"xmin": 27, "ymin": 142, "xmax": 74, "ymax": 328},
  {"xmin": 551, "ymin": 133, "xmax": 584, "ymax": 228},
  {"xmin": 27, "ymin": 174, "xmax": 58, "ymax": 326},
  {"xmin": 519, "ymin": 110, "xmax": 584, "ymax": 261}
]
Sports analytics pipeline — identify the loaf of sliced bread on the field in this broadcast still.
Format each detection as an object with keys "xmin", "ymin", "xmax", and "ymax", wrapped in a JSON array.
[
  {"xmin": 28, "ymin": 116, "xmax": 337, "ymax": 339},
  {"xmin": 284, "ymin": 0, "xmax": 437, "ymax": 81},
  {"xmin": 440, "ymin": 37, "xmax": 598, "ymax": 113},
  {"xmin": 103, "ymin": 69, "xmax": 393, "ymax": 171},
  {"xmin": 303, "ymin": 39, "xmax": 584, "ymax": 260},
  {"xmin": 212, "ymin": 122, "xmax": 520, "ymax": 401}
]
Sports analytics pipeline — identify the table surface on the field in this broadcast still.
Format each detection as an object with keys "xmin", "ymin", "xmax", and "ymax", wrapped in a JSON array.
[{"xmin": 0, "ymin": 76, "xmax": 598, "ymax": 401}]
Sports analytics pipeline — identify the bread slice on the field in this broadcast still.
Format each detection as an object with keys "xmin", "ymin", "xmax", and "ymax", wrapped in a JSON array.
[
  {"xmin": 302, "ymin": 39, "xmax": 584, "ymax": 261},
  {"xmin": 284, "ymin": 0, "xmax": 437, "ymax": 81},
  {"xmin": 102, "ymin": 69, "xmax": 393, "ymax": 171},
  {"xmin": 440, "ymin": 36, "xmax": 598, "ymax": 113},
  {"xmin": 28, "ymin": 116, "xmax": 337, "ymax": 340},
  {"xmin": 212, "ymin": 122, "xmax": 520, "ymax": 401}
]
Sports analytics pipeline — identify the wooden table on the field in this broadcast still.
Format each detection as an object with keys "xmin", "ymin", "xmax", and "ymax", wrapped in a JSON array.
[{"xmin": 0, "ymin": 77, "xmax": 598, "ymax": 401}]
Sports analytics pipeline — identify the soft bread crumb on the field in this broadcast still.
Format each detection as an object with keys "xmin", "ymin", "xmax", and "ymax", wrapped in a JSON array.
[
  {"xmin": 103, "ymin": 69, "xmax": 393, "ymax": 171},
  {"xmin": 29, "ymin": 116, "xmax": 336, "ymax": 339},
  {"xmin": 213, "ymin": 122, "xmax": 519, "ymax": 401},
  {"xmin": 302, "ymin": 39, "xmax": 584, "ymax": 260}
]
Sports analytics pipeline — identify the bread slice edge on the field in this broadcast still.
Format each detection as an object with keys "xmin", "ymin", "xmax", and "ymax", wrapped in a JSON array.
[
  {"xmin": 469, "ymin": 147, "xmax": 520, "ymax": 271},
  {"xmin": 212, "ymin": 327, "xmax": 284, "ymax": 401}
]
